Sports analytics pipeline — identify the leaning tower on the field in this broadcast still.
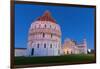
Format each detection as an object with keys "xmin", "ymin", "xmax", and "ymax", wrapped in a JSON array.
[
  {"xmin": 82, "ymin": 38, "xmax": 87, "ymax": 54},
  {"xmin": 27, "ymin": 11, "xmax": 61, "ymax": 56}
]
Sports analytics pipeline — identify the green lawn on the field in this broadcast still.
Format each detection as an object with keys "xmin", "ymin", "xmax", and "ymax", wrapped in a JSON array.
[{"xmin": 14, "ymin": 54, "xmax": 95, "ymax": 65}]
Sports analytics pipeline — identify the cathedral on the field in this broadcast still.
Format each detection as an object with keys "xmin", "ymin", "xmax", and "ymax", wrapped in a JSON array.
[
  {"xmin": 15, "ymin": 11, "xmax": 87, "ymax": 56},
  {"xmin": 62, "ymin": 38, "xmax": 87, "ymax": 55}
]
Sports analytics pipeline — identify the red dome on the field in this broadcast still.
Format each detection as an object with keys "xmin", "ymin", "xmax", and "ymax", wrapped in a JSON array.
[{"xmin": 36, "ymin": 11, "xmax": 56, "ymax": 23}]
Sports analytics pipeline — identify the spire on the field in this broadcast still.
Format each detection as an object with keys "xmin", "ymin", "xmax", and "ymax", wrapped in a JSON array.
[{"xmin": 36, "ymin": 10, "xmax": 56, "ymax": 23}]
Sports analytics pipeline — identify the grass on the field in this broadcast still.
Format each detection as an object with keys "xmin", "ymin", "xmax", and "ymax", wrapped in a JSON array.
[{"xmin": 14, "ymin": 54, "xmax": 95, "ymax": 65}]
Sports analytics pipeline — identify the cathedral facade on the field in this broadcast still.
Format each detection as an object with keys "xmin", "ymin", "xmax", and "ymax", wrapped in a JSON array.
[
  {"xmin": 62, "ymin": 38, "xmax": 87, "ymax": 55},
  {"xmin": 15, "ymin": 11, "xmax": 87, "ymax": 56}
]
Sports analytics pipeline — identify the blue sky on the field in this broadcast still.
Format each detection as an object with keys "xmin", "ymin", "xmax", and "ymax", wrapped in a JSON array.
[{"xmin": 15, "ymin": 4, "xmax": 95, "ymax": 49}]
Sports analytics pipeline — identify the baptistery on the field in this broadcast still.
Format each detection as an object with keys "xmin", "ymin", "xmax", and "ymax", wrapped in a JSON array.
[{"xmin": 27, "ymin": 11, "xmax": 61, "ymax": 56}]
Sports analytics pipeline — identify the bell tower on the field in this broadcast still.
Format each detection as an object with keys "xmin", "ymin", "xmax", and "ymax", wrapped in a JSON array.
[{"xmin": 82, "ymin": 38, "xmax": 87, "ymax": 54}]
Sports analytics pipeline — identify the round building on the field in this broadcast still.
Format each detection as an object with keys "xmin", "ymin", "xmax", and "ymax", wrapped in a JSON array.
[{"xmin": 27, "ymin": 11, "xmax": 61, "ymax": 56}]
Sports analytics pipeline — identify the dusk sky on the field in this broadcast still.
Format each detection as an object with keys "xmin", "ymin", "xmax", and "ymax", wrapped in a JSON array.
[{"xmin": 15, "ymin": 3, "xmax": 95, "ymax": 49}]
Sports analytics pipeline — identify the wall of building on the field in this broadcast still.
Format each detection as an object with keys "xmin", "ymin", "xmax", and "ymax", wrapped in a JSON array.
[
  {"xmin": 15, "ymin": 49, "xmax": 27, "ymax": 56},
  {"xmin": 62, "ymin": 38, "xmax": 87, "ymax": 55},
  {"xmin": 27, "ymin": 20, "xmax": 61, "ymax": 56}
]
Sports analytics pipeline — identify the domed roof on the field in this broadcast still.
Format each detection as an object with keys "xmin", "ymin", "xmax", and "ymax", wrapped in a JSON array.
[{"xmin": 36, "ymin": 10, "xmax": 56, "ymax": 23}]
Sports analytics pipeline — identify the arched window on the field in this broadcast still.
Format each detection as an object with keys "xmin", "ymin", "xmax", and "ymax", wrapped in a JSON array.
[
  {"xmin": 44, "ymin": 24, "xmax": 46, "ymax": 28},
  {"xmin": 67, "ymin": 51, "xmax": 69, "ymax": 54},
  {"xmin": 31, "ymin": 48, "xmax": 34, "ymax": 55},
  {"xmin": 44, "ymin": 43, "xmax": 46, "ymax": 48},
  {"xmin": 37, "ymin": 43, "xmax": 39, "ymax": 48},
  {"xmin": 51, "ymin": 34, "xmax": 52, "ymax": 38},
  {"xmin": 43, "ymin": 33, "xmax": 45, "ymax": 38},
  {"xmin": 50, "ymin": 44, "xmax": 52, "ymax": 48},
  {"xmin": 71, "ymin": 51, "xmax": 73, "ymax": 54}
]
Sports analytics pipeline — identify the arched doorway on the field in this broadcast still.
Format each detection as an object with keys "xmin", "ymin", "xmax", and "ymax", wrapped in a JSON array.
[{"xmin": 31, "ymin": 48, "xmax": 34, "ymax": 56}]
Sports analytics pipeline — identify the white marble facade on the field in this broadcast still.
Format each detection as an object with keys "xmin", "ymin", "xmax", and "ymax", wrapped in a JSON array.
[
  {"xmin": 62, "ymin": 38, "xmax": 87, "ymax": 55},
  {"xmin": 27, "ymin": 11, "xmax": 61, "ymax": 56}
]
